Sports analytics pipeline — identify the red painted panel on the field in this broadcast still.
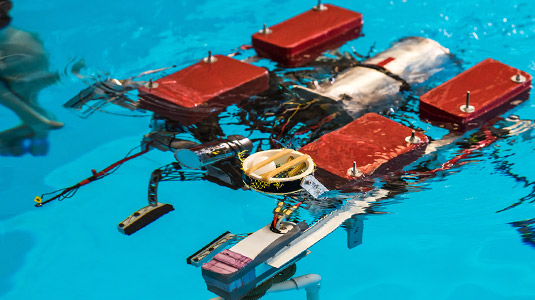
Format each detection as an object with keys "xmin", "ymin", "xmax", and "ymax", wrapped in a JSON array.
[
  {"xmin": 138, "ymin": 55, "xmax": 269, "ymax": 126},
  {"xmin": 419, "ymin": 58, "xmax": 532, "ymax": 127},
  {"xmin": 300, "ymin": 113, "xmax": 428, "ymax": 181},
  {"xmin": 252, "ymin": 4, "xmax": 363, "ymax": 66}
]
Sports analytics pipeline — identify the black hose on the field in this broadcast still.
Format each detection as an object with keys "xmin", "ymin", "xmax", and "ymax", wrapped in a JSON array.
[
  {"xmin": 272, "ymin": 263, "xmax": 297, "ymax": 284},
  {"xmin": 242, "ymin": 279, "xmax": 273, "ymax": 300}
]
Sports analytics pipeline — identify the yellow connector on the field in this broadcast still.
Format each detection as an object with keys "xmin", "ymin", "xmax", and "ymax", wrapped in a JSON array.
[
  {"xmin": 283, "ymin": 207, "xmax": 294, "ymax": 216},
  {"xmin": 283, "ymin": 203, "xmax": 302, "ymax": 216},
  {"xmin": 272, "ymin": 201, "xmax": 285, "ymax": 214},
  {"xmin": 34, "ymin": 196, "xmax": 42, "ymax": 204}
]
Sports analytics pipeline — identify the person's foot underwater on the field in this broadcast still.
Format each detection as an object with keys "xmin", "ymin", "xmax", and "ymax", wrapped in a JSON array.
[{"xmin": 0, "ymin": 0, "xmax": 63, "ymax": 156}]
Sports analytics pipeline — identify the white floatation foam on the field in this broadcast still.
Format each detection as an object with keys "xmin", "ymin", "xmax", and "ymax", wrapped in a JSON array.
[{"xmin": 251, "ymin": 155, "xmax": 277, "ymax": 176}]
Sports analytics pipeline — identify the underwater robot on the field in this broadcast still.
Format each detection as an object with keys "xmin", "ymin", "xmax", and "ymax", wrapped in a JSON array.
[{"xmin": 38, "ymin": 1, "xmax": 533, "ymax": 299}]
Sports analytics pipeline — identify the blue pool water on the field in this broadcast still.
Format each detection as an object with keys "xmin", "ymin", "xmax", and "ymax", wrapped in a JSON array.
[{"xmin": 1, "ymin": 0, "xmax": 535, "ymax": 299}]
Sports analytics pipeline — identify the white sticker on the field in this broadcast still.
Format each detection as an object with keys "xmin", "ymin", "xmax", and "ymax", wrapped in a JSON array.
[{"xmin": 300, "ymin": 175, "xmax": 329, "ymax": 199}]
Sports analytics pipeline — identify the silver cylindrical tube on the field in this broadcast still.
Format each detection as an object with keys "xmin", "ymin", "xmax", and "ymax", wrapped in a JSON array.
[
  {"xmin": 296, "ymin": 37, "xmax": 451, "ymax": 116},
  {"xmin": 174, "ymin": 135, "xmax": 252, "ymax": 169}
]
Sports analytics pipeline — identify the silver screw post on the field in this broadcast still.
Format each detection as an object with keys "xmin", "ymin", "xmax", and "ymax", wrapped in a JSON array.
[
  {"xmin": 259, "ymin": 23, "xmax": 272, "ymax": 35},
  {"xmin": 405, "ymin": 130, "xmax": 422, "ymax": 144},
  {"xmin": 203, "ymin": 50, "xmax": 218, "ymax": 63},
  {"xmin": 511, "ymin": 73, "xmax": 526, "ymax": 83},
  {"xmin": 460, "ymin": 90, "xmax": 475, "ymax": 113},
  {"xmin": 145, "ymin": 78, "xmax": 158, "ymax": 89},
  {"xmin": 466, "ymin": 91, "xmax": 470, "ymax": 108},
  {"xmin": 347, "ymin": 161, "xmax": 363, "ymax": 177},
  {"xmin": 314, "ymin": 0, "xmax": 327, "ymax": 10}
]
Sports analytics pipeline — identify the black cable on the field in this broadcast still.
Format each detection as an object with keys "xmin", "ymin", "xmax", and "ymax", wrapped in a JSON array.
[
  {"xmin": 350, "ymin": 62, "xmax": 411, "ymax": 91},
  {"xmin": 37, "ymin": 143, "xmax": 147, "ymax": 207}
]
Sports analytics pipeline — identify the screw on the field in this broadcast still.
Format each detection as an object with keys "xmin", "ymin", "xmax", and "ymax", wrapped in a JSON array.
[
  {"xmin": 259, "ymin": 23, "xmax": 272, "ymax": 35},
  {"xmin": 460, "ymin": 91, "xmax": 475, "ymax": 113},
  {"xmin": 405, "ymin": 131, "xmax": 422, "ymax": 144},
  {"xmin": 314, "ymin": 0, "xmax": 327, "ymax": 11},
  {"xmin": 203, "ymin": 50, "xmax": 218, "ymax": 63},
  {"xmin": 347, "ymin": 161, "xmax": 363, "ymax": 177},
  {"xmin": 511, "ymin": 73, "xmax": 526, "ymax": 83},
  {"xmin": 145, "ymin": 78, "xmax": 158, "ymax": 89}
]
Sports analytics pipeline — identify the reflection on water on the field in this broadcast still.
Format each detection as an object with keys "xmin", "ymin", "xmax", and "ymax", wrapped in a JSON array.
[
  {"xmin": 510, "ymin": 218, "xmax": 535, "ymax": 248},
  {"xmin": 489, "ymin": 118, "xmax": 535, "ymax": 214},
  {"xmin": 0, "ymin": 26, "xmax": 62, "ymax": 156}
]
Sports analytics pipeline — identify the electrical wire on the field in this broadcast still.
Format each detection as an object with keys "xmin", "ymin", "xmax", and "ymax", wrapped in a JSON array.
[{"xmin": 36, "ymin": 142, "xmax": 153, "ymax": 207}]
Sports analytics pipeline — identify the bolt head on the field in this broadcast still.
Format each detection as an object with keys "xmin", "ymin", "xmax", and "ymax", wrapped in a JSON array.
[
  {"xmin": 347, "ymin": 167, "xmax": 363, "ymax": 177},
  {"xmin": 460, "ymin": 105, "xmax": 475, "ymax": 113},
  {"xmin": 511, "ymin": 74, "xmax": 526, "ymax": 83},
  {"xmin": 313, "ymin": 4, "xmax": 328, "ymax": 11},
  {"xmin": 405, "ymin": 135, "xmax": 422, "ymax": 144},
  {"xmin": 203, "ymin": 56, "xmax": 218, "ymax": 63},
  {"xmin": 258, "ymin": 27, "xmax": 272, "ymax": 35}
]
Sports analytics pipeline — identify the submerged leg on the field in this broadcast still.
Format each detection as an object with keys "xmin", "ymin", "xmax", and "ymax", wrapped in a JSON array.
[
  {"xmin": 0, "ymin": 27, "xmax": 63, "ymax": 156},
  {"xmin": 0, "ymin": 124, "xmax": 32, "ymax": 156},
  {"xmin": 0, "ymin": 80, "xmax": 63, "ymax": 129},
  {"xmin": 0, "ymin": 80, "xmax": 62, "ymax": 156}
]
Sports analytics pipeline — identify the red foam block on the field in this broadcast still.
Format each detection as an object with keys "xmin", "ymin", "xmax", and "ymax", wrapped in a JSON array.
[
  {"xmin": 419, "ymin": 58, "xmax": 532, "ymax": 128},
  {"xmin": 252, "ymin": 4, "xmax": 363, "ymax": 66},
  {"xmin": 138, "ymin": 55, "xmax": 269, "ymax": 126},
  {"xmin": 300, "ymin": 113, "xmax": 428, "ymax": 184}
]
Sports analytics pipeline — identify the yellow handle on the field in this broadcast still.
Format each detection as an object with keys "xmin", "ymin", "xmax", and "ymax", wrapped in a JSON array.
[
  {"xmin": 246, "ymin": 149, "xmax": 293, "ymax": 175},
  {"xmin": 261, "ymin": 155, "xmax": 310, "ymax": 181},
  {"xmin": 288, "ymin": 162, "xmax": 307, "ymax": 177},
  {"xmin": 34, "ymin": 196, "xmax": 42, "ymax": 203}
]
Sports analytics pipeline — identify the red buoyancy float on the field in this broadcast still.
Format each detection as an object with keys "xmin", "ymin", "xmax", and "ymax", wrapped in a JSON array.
[
  {"xmin": 252, "ymin": 4, "xmax": 363, "ymax": 66},
  {"xmin": 138, "ymin": 55, "xmax": 269, "ymax": 126},
  {"xmin": 419, "ymin": 58, "xmax": 532, "ymax": 128},
  {"xmin": 300, "ymin": 113, "xmax": 428, "ymax": 187}
]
